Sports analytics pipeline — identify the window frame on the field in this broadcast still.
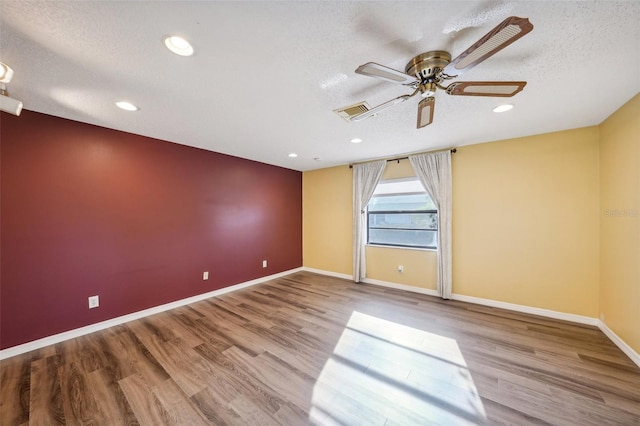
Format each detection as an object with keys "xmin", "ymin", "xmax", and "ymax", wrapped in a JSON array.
[{"xmin": 366, "ymin": 179, "xmax": 438, "ymax": 250}]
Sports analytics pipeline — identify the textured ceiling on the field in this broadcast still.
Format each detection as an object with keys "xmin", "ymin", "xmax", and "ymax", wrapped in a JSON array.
[{"xmin": 1, "ymin": 1, "xmax": 638, "ymax": 171}]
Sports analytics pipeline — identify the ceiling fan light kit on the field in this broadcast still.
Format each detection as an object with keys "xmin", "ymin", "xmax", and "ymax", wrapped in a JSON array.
[{"xmin": 336, "ymin": 16, "xmax": 533, "ymax": 129}]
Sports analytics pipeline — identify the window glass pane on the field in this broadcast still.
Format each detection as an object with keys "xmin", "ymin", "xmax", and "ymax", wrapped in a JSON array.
[
  {"xmin": 373, "ymin": 179, "xmax": 425, "ymax": 195},
  {"xmin": 369, "ymin": 229, "xmax": 438, "ymax": 248},
  {"xmin": 368, "ymin": 194, "xmax": 436, "ymax": 211},
  {"xmin": 369, "ymin": 212, "xmax": 437, "ymax": 230},
  {"xmin": 366, "ymin": 178, "xmax": 438, "ymax": 249}
]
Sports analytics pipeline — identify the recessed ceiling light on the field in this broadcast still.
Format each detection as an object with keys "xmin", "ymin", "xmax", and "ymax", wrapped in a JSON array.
[
  {"xmin": 288, "ymin": 153, "xmax": 298, "ymax": 158},
  {"xmin": 493, "ymin": 103, "xmax": 514, "ymax": 113},
  {"xmin": 116, "ymin": 101, "xmax": 139, "ymax": 111},
  {"xmin": 163, "ymin": 35, "xmax": 194, "ymax": 56},
  {"xmin": 350, "ymin": 138, "xmax": 363, "ymax": 144}
]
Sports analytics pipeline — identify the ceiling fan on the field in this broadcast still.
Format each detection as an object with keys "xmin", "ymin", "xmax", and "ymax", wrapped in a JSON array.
[{"xmin": 335, "ymin": 16, "xmax": 533, "ymax": 128}]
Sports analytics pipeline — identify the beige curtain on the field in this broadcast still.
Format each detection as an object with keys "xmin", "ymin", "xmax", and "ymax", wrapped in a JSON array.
[
  {"xmin": 409, "ymin": 151, "xmax": 452, "ymax": 299},
  {"xmin": 352, "ymin": 160, "xmax": 386, "ymax": 283}
]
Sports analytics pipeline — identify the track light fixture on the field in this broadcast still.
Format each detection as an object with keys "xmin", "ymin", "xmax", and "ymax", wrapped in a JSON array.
[{"xmin": 0, "ymin": 61, "xmax": 23, "ymax": 116}]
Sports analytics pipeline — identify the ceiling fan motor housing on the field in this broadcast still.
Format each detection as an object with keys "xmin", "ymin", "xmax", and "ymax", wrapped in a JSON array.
[{"xmin": 405, "ymin": 50, "xmax": 451, "ymax": 81}]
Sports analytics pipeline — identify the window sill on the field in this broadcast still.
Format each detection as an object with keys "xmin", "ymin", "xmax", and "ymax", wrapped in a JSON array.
[{"xmin": 366, "ymin": 244, "xmax": 437, "ymax": 253}]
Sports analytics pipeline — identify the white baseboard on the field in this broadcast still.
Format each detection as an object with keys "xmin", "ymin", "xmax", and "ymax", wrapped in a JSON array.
[
  {"xmin": 361, "ymin": 277, "xmax": 439, "ymax": 297},
  {"xmin": 450, "ymin": 294, "xmax": 599, "ymax": 326},
  {"xmin": 300, "ymin": 267, "xmax": 440, "ymax": 297},
  {"xmin": 301, "ymin": 266, "xmax": 352, "ymax": 281},
  {"xmin": 300, "ymin": 267, "xmax": 639, "ymax": 367},
  {"xmin": 597, "ymin": 320, "xmax": 640, "ymax": 368},
  {"xmin": 301, "ymin": 267, "xmax": 596, "ymax": 325},
  {"xmin": 0, "ymin": 267, "xmax": 303, "ymax": 360},
  {"xmin": 7, "ymin": 266, "xmax": 638, "ymax": 370}
]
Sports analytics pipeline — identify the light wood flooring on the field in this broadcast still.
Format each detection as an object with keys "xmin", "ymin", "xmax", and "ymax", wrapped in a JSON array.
[{"xmin": 1, "ymin": 271, "xmax": 639, "ymax": 425}]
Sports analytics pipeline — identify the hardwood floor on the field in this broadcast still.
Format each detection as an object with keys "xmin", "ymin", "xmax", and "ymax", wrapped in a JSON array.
[{"xmin": 2, "ymin": 271, "xmax": 639, "ymax": 425}]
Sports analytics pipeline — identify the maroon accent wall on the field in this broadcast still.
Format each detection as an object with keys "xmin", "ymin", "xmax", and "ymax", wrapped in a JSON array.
[{"xmin": 0, "ymin": 111, "xmax": 302, "ymax": 350}]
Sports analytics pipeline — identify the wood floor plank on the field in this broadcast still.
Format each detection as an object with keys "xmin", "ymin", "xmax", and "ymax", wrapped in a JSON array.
[
  {"xmin": 28, "ymin": 356, "xmax": 65, "ymax": 425},
  {"xmin": 58, "ymin": 361, "xmax": 104, "ymax": 425},
  {"xmin": 273, "ymin": 402, "xmax": 311, "ymax": 425},
  {"xmin": 119, "ymin": 374, "xmax": 173, "ymax": 425},
  {"xmin": 192, "ymin": 343, "xmax": 286, "ymax": 415},
  {"xmin": 480, "ymin": 396, "xmax": 554, "ymax": 426},
  {"xmin": 127, "ymin": 323, "xmax": 209, "ymax": 397},
  {"xmin": 110, "ymin": 326, "xmax": 171, "ymax": 388},
  {"xmin": 0, "ymin": 354, "xmax": 31, "ymax": 425},
  {"xmin": 221, "ymin": 346, "xmax": 314, "ymax": 413},
  {"xmin": 190, "ymin": 386, "xmax": 243, "ymax": 424},
  {"xmin": 86, "ymin": 367, "xmax": 137, "ymax": 425},
  {"xmin": 2, "ymin": 271, "xmax": 639, "ymax": 425},
  {"xmin": 153, "ymin": 378, "xmax": 211, "ymax": 426}
]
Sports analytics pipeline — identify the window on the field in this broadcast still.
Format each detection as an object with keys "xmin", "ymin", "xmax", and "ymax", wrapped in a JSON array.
[{"xmin": 367, "ymin": 178, "xmax": 437, "ymax": 249}]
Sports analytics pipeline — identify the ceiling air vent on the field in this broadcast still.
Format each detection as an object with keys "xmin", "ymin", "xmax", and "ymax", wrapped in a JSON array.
[{"xmin": 334, "ymin": 102, "xmax": 371, "ymax": 121}]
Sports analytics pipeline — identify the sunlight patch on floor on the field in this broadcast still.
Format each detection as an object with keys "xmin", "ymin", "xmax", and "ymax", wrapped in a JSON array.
[{"xmin": 310, "ymin": 311, "xmax": 486, "ymax": 425}]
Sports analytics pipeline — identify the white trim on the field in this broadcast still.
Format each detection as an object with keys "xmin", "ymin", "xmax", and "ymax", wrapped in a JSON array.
[
  {"xmin": 301, "ymin": 266, "xmax": 353, "ymax": 281},
  {"xmin": 306, "ymin": 268, "xmax": 640, "ymax": 367},
  {"xmin": 366, "ymin": 244, "xmax": 437, "ymax": 253},
  {"xmin": 361, "ymin": 277, "xmax": 439, "ymax": 297},
  {"xmin": 6, "ymin": 266, "xmax": 639, "ymax": 370},
  {"xmin": 300, "ymin": 267, "xmax": 440, "ymax": 296},
  {"xmin": 450, "ymin": 294, "xmax": 599, "ymax": 326},
  {"xmin": 597, "ymin": 320, "xmax": 640, "ymax": 368},
  {"xmin": 369, "ymin": 280, "xmax": 640, "ymax": 367},
  {"xmin": 0, "ymin": 267, "xmax": 303, "ymax": 360},
  {"xmin": 304, "ymin": 268, "xmax": 640, "ymax": 367},
  {"xmin": 301, "ymin": 268, "xmax": 595, "ymax": 325}
]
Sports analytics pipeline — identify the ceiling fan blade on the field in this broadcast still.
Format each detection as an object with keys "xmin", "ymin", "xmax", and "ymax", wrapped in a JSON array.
[
  {"xmin": 443, "ymin": 16, "xmax": 533, "ymax": 76},
  {"xmin": 446, "ymin": 81, "xmax": 526, "ymax": 97},
  {"xmin": 417, "ymin": 97, "xmax": 435, "ymax": 128},
  {"xmin": 356, "ymin": 62, "xmax": 419, "ymax": 85},
  {"xmin": 351, "ymin": 94, "xmax": 412, "ymax": 122}
]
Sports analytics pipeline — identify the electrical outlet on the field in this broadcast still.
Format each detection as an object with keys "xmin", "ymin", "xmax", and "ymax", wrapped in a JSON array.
[
  {"xmin": 398, "ymin": 265, "xmax": 404, "ymax": 273},
  {"xmin": 88, "ymin": 295, "xmax": 99, "ymax": 309},
  {"xmin": 262, "ymin": 260, "xmax": 267, "ymax": 268},
  {"xmin": 203, "ymin": 271, "xmax": 209, "ymax": 280}
]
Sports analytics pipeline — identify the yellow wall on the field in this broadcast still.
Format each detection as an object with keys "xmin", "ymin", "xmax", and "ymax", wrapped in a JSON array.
[
  {"xmin": 368, "ymin": 158, "xmax": 438, "ymax": 290},
  {"xmin": 366, "ymin": 245, "xmax": 437, "ymax": 290},
  {"xmin": 303, "ymin": 127, "xmax": 600, "ymax": 317},
  {"xmin": 453, "ymin": 128, "xmax": 600, "ymax": 316},
  {"xmin": 303, "ymin": 97, "xmax": 639, "ymax": 355},
  {"xmin": 302, "ymin": 165, "xmax": 352, "ymax": 275},
  {"xmin": 380, "ymin": 158, "xmax": 414, "ymax": 180},
  {"xmin": 303, "ymin": 158, "xmax": 438, "ymax": 289},
  {"xmin": 599, "ymin": 93, "xmax": 640, "ymax": 353}
]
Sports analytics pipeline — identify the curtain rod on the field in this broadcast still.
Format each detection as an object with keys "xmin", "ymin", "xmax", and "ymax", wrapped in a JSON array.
[{"xmin": 348, "ymin": 148, "xmax": 457, "ymax": 169}]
